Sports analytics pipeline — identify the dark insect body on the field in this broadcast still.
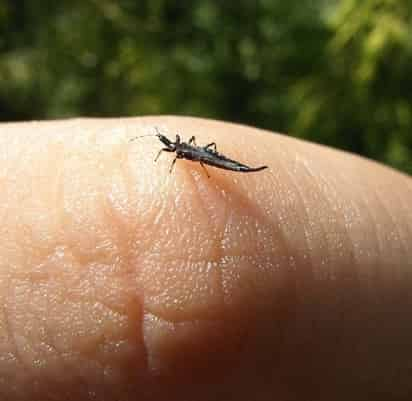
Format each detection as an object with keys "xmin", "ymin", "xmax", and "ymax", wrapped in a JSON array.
[{"xmin": 130, "ymin": 129, "xmax": 268, "ymax": 177}]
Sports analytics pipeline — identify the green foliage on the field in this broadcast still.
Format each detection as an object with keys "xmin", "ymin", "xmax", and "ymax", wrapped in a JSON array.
[
  {"xmin": 0, "ymin": 0, "xmax": 411, "ymax": 173},
  {"xmin": 292, "ymin": 0, "xmax": 412, "ymax": 173}
]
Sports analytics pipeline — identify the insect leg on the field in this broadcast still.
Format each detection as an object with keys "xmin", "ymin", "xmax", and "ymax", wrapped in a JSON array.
[
  {"xmin": 154, "ymin": 148, "xmax": 173, "ymax": 162},
  {"xmin": 200, "ymin": 162, "xmax": 210, "ymax": 178},
  {"xmin": 188, "ymin": 136, "xmax": 197, "ymax": 146},
  {"xmin": 169, "ymin": 157, "xmax": 177, "ymax": 173},
  {"xmin": 205, "ymin": 142, "xmax": 217, "ymax": 152}
]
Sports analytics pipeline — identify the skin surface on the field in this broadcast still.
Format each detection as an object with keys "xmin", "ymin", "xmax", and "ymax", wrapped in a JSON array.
[{"xmin": 0, "ymin": 116, "xmax": 411, "ymax": 401}]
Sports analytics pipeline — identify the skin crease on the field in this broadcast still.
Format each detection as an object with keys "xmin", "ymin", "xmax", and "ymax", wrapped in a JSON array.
[{"xmin": 0, "ymin": 117, "xmax": 411, "ymax": 401}]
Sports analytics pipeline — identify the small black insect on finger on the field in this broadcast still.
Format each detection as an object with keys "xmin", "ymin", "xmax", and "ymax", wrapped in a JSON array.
[{"xmin": 130, "ymin": 127, "xmax": 268, "ymax": 177}]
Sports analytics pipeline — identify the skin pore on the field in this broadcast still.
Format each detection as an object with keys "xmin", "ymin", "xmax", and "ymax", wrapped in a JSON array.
[{"xmin": 0, "ymin": 116, "xmax": 411, "ymax": 401}]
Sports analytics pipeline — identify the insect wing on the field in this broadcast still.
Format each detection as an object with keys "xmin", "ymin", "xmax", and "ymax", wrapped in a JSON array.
[{"xmin": 198, "ymin": 150, "xmax": 259, "ymax": 172}]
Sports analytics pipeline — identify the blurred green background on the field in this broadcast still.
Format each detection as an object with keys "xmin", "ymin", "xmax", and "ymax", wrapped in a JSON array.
[{"xmin": 0, "ymin": 0, "xmax": 411, "ymax": 173}]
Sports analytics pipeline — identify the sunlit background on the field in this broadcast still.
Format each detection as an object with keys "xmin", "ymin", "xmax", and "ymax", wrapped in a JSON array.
[{"xmin": 1, "ymin": 0, "xmax": 411, "ymax": 173}]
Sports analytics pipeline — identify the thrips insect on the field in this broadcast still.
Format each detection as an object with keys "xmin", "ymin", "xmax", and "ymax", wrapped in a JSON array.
[{"xmin": 130, "ymin": 128, "xmax": 268, "ymax": 177}]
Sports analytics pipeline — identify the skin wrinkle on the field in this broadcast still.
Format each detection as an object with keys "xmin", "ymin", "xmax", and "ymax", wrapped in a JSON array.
[
  {"xmin": 42, "ymin": 142, "xmax": 64, "ymax": 249},
  {"xmin": 2, "ymin": 287, "xmax": 20, "ymax": 376},
  {"xmin": 22, "ymin": 283, "xmax": 47, "ymax": 370},
  {"xmin": 280, "ymin": 153, "xmax": 355, "ymax": 359},
  {"xmin": 304, "ymin": 144, "xmax": 378, "ymax": 269},
  {"xmin": 54, "ymin": 306, "xmax": 105, "ymax": 389},
  {"xmin": 296, "ymin": 162, "xmax": 331, "ymax": 273},
  {"xmin": 61, "ymin": 156, "xmax": 117, "ymax": 268},
  {"xmin": 54, "ymin": 147, "xmax": 67, "ymax": 256},
  {"xmin": 98, "ymin": 145, "xmax": 159, "ymax": 379},
  {"xmin": 272, "ymin": 159, "xmax": 310, "ymax": 260},
  {"xmin": 374, "ymin": 187, "xmax": 406, "ymax": 265},
  {"xmin": 101, "ymin": 176, "xmax": 132, "ymax": 275},
  {"xmin": 137, "ymin": 186, "xmax": 180, "ymax": 258},
  {"xmin": 335, "ymin": 171, "xmax": 377, "ymax": 265},
  {"xmin": 138, "ymin": 158, "xmax": 230, "ymax": 322},
  {"xmin": 275, "ymin": 156, "xmax": 342, "ymax": 352},
  {"xmin": 139, "ymin": 250, "xmax": 287, "ymax": 325},
  {"xmin": 264, "ymin": 148, "xmax": 316, "ymax": 271},
  {"xmin": 357, "ymin": 179, "xmax": 385, "ymax": 264},
  {"xmin": 142, "ymin": 271, "xmax": 226, "ymax": 324},
  {"xmin": 21, "ymin": 139, "xmax": 59, "ymax": 254},
  {"xmin": 117, "ymin": 146, "xmax": 138, "ymax": 242},
  {"xmin": 119, "ymin": 148, "xmax": 156, "ymax": 255},
  {"xmin": 185, "ymin": 170, "xmax": 226, "ymax": 309},
  {"xmin": 6, "ymin": 280, "xmax": 31, "ymax": 379},
  {"xmin": 372, "ymin": 179, "xmax": 410, "ymax": 267},
  {"xmin": 39, "ymin": 319, "xmax": 59, "ymax": 377},
  {"xmin": 291, "ymin": 154, "xmax": 383, "ymax": 360},
  {"xmin": 329, "ymin": 163, "xmax": 381, "ymax": 269},
  {"xmin": 141, "ymin": 258, "xmax": 221, "ymax": 322},
  {"xmin": 60, "ymin": 176, "xmax": 84, "ymax": 269},
  {"xmin": 41, "ymin": 255, "xmax": 65, "ymax": 375},
  {"xmin": 312, "ymin": 167, "xmax": 357, "ymax": 270},
  {"xmin": 213, "ymin": 171, "xmax": 298, "ymax": 321},
  {"xmin": 276, "ymin": 154, "xmax": 316, "ymax": 274},
  {"xmin": 359, "ymin": 175, "xmax": 396, "ymax": 270},
  {"xmin": 392, "ymin": 182, "xmax": 412, "ymax": 258},
  {"xmin": 79, "ymin": 300, "xmax": 109, "ymax": 355},
  {"xmin": 21, "ymin": 128, "xmax": 143, "ymax": 397}
]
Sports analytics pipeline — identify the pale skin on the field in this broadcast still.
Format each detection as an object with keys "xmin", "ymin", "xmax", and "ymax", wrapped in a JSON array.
[{"xmin": 0, "ymin": 116, "xmax": 411, "ymax": 401}]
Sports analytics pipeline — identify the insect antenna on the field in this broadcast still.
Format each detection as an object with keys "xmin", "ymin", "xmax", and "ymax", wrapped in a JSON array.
[
  {"xmin": 129, "ymin": 127, "xmax": 163, "ymax": 142},
  {"xmin": 129, "ymin": 134, "xmax": 159, "ymax": 143}
]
